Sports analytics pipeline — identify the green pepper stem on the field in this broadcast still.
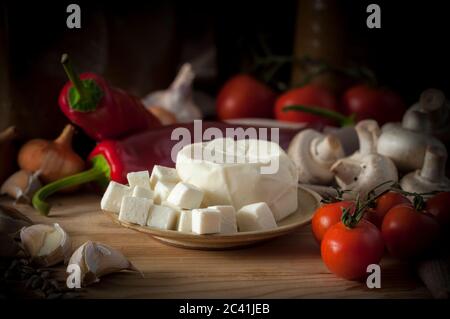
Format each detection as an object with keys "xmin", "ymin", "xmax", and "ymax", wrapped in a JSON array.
[
  {"xmin": 61, "ymin": 53, "xmax": 88, "ymax": 101},
  {"xmin": 283, "ymin": 105, "xmax": 356, "ymax": 127},
  {"xmin": 32, "ymin": 156, "xmax": 111, "ymax": 216}
]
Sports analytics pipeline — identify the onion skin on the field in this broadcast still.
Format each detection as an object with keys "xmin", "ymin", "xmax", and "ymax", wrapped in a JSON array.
[{"xmin": 18, "ymin": 125, "xmax": 85, "ymax": 191}]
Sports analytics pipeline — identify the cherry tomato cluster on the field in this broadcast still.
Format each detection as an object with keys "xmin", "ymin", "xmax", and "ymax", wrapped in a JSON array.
[
  {"xmin": 311, "ymin": 191, "xmax": 450, "ymax": 280},
  {"xmin": 216, "ymin": 75, "xmax": 406, "ymax": 126}
]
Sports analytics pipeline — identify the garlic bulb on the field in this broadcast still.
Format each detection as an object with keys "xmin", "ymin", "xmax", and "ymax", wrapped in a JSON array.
[
  {"xmin": 67, "ymin": 241, "xmax": 139, "ymax": 286},
  {"xmin": 142, "ymin": 63, "xmax": 202, "ymax": 122},
  {"xmin": 20, "ymin": 223, "xmax": 71, "ymax": 267}
]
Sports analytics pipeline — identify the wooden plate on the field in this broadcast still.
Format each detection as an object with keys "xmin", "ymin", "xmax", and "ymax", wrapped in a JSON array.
[{"xmin": 105, "ymin": 186, "xmax": 321, "ymax": 250}]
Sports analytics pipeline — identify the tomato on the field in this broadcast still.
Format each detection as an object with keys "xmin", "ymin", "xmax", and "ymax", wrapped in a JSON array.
[
  {"xmin": 274, "ymin": 85, "xmax": 338, "ymax": 125},
  {"xmin": 426, "ymin": 192, "xmax": 450, "ymax": 227},
  {"xmin": 216, "ymin": 75, "xmax": 277, "ymax": 120},
  {"xmin": 321, "ymin": 219, "xmax": 384, "ymax": 280},
  {"xmin": 381, "ymin": 204, "xmax": 440, "ymax": 259},
  {"xmin": 341, "ymin": 84, "xmax": 406, "ymax": 125},
  {"xmin": 312, "ymin": 201, "xmax": 354, "ymax": 243},
  {"xmin": 364, "ymin": 192, "xmax": 411, "ymax": 228}
]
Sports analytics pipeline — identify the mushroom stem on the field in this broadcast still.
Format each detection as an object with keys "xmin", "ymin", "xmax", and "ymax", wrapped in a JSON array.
[
  {"xmin": 402, "ymin": 110, "xmax": 433, "ymax": 132},
  {"xmin": 355, "ymin": 120, "xmax": 379, "ymax": 155},
  {"xmin": 331, "ymin": 160, "xmax": 361, "ymax": 186},
  {"xmin": 312, "ymin": 135, "xmax": 342, "ymax": 163},
  {"xmin": 420, "ymin": 146, "xmax": 447, "ymax": 182}
]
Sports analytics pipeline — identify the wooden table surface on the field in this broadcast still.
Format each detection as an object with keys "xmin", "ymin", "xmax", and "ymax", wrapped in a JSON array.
[{"xmin": 1, "ymin": 194, "xmax": 431, "ymax": 299}]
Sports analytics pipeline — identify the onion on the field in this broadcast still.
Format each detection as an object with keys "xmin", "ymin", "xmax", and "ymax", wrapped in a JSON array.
[{"xmin": 18, "ymin": 125, "xmax": 85, "ymax": 189}]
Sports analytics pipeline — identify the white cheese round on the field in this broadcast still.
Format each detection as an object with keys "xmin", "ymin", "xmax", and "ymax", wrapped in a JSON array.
[{"xmin": 176, "ymin": 138, "xmax": 298, "ymax": 221}]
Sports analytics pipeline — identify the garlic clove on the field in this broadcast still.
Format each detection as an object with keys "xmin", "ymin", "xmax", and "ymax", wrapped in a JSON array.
[
  {"xmin": 20, "ymin": 223, "xmax": 71, "ymax": 267},
  {"xmin": 0, "ymin": 204, "xmax": 33, "ymax": 235},
  {"xmin": 1, "ymin": 170, "xmax": 42, "ymax": 204},
  {"xmin": 68, "ymin": 241, "xmax": 140, "ymax": 286},
  {"xmin": 142, "ymin": 63, "xmax": 202, "ymax": 123}
]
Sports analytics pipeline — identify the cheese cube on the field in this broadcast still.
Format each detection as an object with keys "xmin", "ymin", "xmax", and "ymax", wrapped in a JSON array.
[
  {"xmin": 177, "ymin": 210, "xmax": 192, "ymax": 232},
  {"xmin": 161, "ymin": 201, "xmax": 182, "ymax": 212},
  {"xmin": 132, "ymin": 186, "xmax": 154, "ymax": 200},
  {"xmin": 147, "ymin": 205, "xmax": 179, "ymax": 230},
  {"xmin": 237, "ymin": 202, "xmax": 277, "ymax": 232},
  {"xmin": 153, "ymin": 181, "xmax": 176, "ymax": 204},
  {"xmin": 191, "ymin": 208, "xmax": 221, "ymax": 234},
  {"xmin": 119, "ymin": 196, "xmax": 152, "ymax": 226},
  {"xmin": 101, "ymin": 181, "xmax": 131, "ymax": 213},
  {"xmin": 150, "ymin": 165, "xmax": 180, "ymax": 189},
  {"xmin": 269, "ymin": 190, "xmax": 298, "ymax": 221},
  {"xmin": 166, "ymin": 182, "xmax": 204, "ymax": 209},
  {"xmin": 209, "ymin": 205, "xmax": 237, "ymax": 234},
  {"xmin": 127, "ymin": 171, "xmax": 151, "ymax": 190}
]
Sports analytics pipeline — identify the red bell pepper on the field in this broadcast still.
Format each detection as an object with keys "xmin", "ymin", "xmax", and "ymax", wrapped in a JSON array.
[
  {"xmin": 59, "ymin": 54, "xmax": 160, "ymax": 141},
  {"xmin": 31, "ymin": 121, "xmax": 304, "ymax": 216}
]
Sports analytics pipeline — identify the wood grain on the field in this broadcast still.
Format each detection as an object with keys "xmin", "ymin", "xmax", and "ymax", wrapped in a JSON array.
[{"xmin": 0, "ymin": 194, "xmax": 430, "ymax": 299}]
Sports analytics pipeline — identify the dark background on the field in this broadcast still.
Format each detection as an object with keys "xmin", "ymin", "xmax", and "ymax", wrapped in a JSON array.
[{"xmin": 1, "ymin": 0, "xmax": 449, "ymax": 140}]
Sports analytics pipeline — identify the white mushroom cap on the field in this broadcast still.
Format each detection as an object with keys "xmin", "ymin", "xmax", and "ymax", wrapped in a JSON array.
[
  {"xmin": 331, "ymin": 120, "xmax": 398, "ymax": 199},
  {"xmin": 331, "ymin": 153, "xmax": 398, "ymax": 199},
  {"xmin": 288, "ymin": 129, "xmax": 344, "ymax": 185},
  {"xmin": 400, "ymin": 145, "xmax": 450, "ymax": 195}
]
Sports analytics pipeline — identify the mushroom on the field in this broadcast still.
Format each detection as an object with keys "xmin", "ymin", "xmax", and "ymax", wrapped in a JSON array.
[
  {"xmin": 331, "ymin": 120, "xmax": 398, "ymax": 199},
  {"xmin": 288, "ymin": 129, "xmax": 345, "ymax": 185},
  {"xmin": 377, "ymin": 89, "xmax": 446, "ymax": 172},
  {"xmin": 403, "ymin": 88, "xmax": 450, "ymax": 141},
  {"xmin": 400, "ymin": 145, "xmax": 450, "ymax": 196}
]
